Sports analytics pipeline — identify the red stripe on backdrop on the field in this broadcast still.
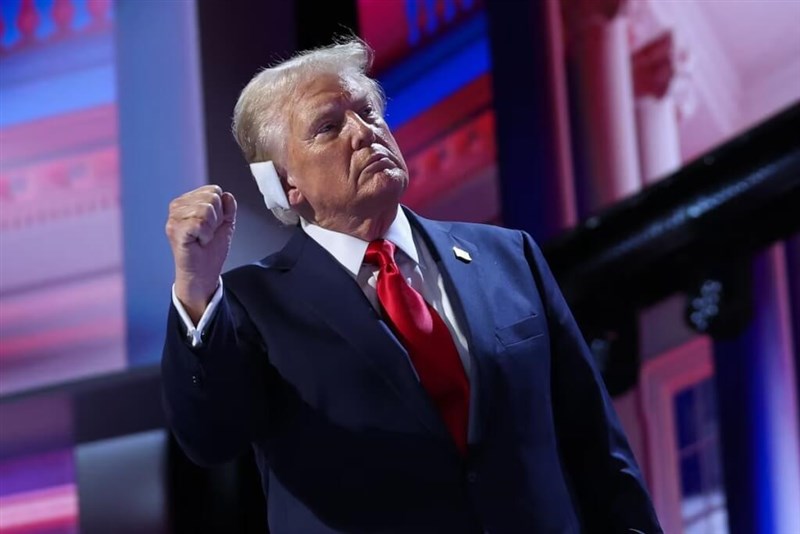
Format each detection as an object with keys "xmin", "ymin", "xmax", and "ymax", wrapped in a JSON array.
[
  {"xmin": 0, "ymin": 145, "xmax": 120, "ymax": 229},
  {"xmin": 393, "ymin": 73, "xmax": 492, "ymax": 156},
  {"xmin": 358, "ymin": 0, "xmax": 409, "ymax": 73},
  {"xmin": 0, "ymin": 316, "xmax": 124, "ymax": 361},
  {"xmin": 0, "ymin": 483, "xmax": 79, "ymax": 533},
  {"xmin": 0, "ymin": 104, "xmax": 118, "ymax": 169},
  {"xmin": 358, "ymin": 0, "xmax": 485, "ymax": 74},
  {"xmin": 403, "ymin": 110, "xmax": 496, "ymax": 209}
]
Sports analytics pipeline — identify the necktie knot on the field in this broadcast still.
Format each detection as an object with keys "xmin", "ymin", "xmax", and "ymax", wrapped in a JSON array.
[{"xmin": 365, "ymin": 239, "xmax": 397, "ymax": 272}]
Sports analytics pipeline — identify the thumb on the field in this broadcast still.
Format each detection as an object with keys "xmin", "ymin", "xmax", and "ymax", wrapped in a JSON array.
[{"xmin": 221, "ymin": 192, "xmax": 237, "ymax": 223}]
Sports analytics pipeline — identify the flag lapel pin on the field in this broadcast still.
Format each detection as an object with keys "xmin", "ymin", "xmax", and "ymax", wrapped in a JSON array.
[{"xmin": 453, "ymin": 246, "xmax": 472, "ymax": 263}]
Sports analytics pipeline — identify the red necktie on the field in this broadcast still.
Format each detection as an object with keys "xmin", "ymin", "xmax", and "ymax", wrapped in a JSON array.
[{"xmin": 365, "ymin": 239, "xmax": 470, "ymax": 455}]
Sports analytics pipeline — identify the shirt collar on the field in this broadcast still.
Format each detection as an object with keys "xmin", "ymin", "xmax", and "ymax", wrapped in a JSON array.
[{"xmin": 300, "ymin": 205, "xmax": 419, "ymax": 277}]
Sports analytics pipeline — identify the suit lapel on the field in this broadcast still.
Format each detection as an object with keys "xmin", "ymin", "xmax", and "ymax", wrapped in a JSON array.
[
  {"xmin": 276, "ymin": 227, "xmax": 450, "ymax": 442},
  {"xmin": 406, "ymin": 210, "xmax": 497, "ymax": 445}
]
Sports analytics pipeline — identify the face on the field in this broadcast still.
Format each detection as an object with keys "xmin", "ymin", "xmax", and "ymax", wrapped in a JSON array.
[{"xmin": 282, "ymin": 72, "xmax": 409, "ymax": 229}]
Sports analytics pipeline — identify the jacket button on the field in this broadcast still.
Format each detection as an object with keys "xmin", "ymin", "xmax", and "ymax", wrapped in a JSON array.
[
  {"xmin": 191, "ymin": 375, "xmax": 201, "ymax": 386},
  {"xmin": 466, "ymin": 471, "xmax": 477, "ymax": 483}
]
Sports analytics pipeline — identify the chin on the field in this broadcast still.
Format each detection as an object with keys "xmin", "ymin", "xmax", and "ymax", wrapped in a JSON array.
[
  {"xmin": 375, "ymin": 167, "xmax": 408, "ymax": 186},
  {"xmin": 360, "ymin": 171, "xmax": 407, "ymax": 208},
  {"xmin": 378, "ymin": 169, "xmax": 408, "ymax": 193}
]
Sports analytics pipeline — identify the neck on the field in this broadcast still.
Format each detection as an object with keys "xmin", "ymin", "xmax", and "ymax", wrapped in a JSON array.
[{"xmin": 307, "ymin": 204, "xmax": 399, "ymax": 241}]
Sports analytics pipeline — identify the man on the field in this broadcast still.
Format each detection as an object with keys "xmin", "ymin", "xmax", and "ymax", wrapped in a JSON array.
[{"xmin": 162, "ymin": 39, "xmax": 662, "ymax": 533}]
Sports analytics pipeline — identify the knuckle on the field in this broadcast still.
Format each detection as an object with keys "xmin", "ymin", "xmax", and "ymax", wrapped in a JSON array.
[
  {"xmin": 204, "ymin": 194, "xmax": 222, "ymax": 210},
  {"xmin": 200, "ymin": 184, "xmax": 223, "ymax": 196},
  {"xmin": 188, "ymin": 220, "xmax": 204, "ymax": 236},
  {"xmin": 197, "ymin": 191, "xmax": 220, "ymax": 207},
  {"xmin": 200, "ymin": 202, "xmax": 216, "ymax": 220}
]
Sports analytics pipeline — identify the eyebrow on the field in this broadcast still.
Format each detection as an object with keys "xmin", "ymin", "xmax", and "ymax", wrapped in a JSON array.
[
  {"xmin": 306, "ymin": 94, "xmax": 374, "ymax": 131},
  {"xmin": 307, "ymin": 105, "xmax": 339, "ymax": 131}
]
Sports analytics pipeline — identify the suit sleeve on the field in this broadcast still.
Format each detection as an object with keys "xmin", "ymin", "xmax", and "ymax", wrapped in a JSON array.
[
  {"xmin": 161, "ymin": 288, "xmax": 279, "ymax": 466},
  {"xmin": 522, "ymin": 232, "xmax": 663, "ymax": 533}
]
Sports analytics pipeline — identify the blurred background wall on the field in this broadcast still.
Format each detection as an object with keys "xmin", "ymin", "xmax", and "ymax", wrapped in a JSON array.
[{"xmin": 0, "ymin": 0, "xmax": 798, "ymax": 533}]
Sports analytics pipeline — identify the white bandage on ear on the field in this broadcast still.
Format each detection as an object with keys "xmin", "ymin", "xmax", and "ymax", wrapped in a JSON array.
[{"xmin": 250, "ymin": 161, "xmax": 290, "ymax": 210}]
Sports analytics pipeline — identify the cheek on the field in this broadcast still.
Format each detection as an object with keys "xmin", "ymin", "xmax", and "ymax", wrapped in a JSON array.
[
  {"xmin": 377, "ymin": 128, "xmax": 395, "ymax": 145},
  {"xmin": 379, "ymin": 132, "xmax": 405, "ymax": 162}
]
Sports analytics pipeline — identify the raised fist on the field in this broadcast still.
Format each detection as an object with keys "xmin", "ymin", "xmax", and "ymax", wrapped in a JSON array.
[{"xmin": 165, "ymin": 185, "xmax": 237, "ymax": 320}]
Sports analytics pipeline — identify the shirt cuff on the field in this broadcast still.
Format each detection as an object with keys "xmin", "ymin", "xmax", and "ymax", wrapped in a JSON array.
[{"xmin": 171, "ymin": 278, "xmax": 224, "ymax": 347}]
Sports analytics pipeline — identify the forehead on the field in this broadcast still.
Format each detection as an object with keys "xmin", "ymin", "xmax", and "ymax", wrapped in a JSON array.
[{"xmin": 289, "ymin": 73, "xmax": 369, "ymax": 124}]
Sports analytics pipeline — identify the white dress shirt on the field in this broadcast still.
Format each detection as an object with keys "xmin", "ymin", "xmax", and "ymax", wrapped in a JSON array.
[{"xmin": 172, "ymin": 206, "xmax": 471, "ymax": 376}]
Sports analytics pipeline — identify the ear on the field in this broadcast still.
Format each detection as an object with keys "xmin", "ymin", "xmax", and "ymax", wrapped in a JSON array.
[
  {"xmin": 274, "ymin": 163, "xmax": 297, "ymax": 198},
  {"xmin": 284, "ymin": 173, "xmax": 305, "ymax": 207}
]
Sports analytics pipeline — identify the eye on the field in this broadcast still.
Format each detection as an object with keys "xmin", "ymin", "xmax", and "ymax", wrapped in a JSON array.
[
  {"xmin": 315, "ymin": 121, "xmax": 338, "ymax": 136},
  {"xmin": 360, "ymin": 105, "xmax": 377, "ymax": 120}
]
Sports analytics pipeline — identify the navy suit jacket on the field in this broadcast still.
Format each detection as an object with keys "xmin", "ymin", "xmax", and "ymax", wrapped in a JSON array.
[{"xmin": 162, "ymin": 209, "xmax": 662, "ymax": 533}]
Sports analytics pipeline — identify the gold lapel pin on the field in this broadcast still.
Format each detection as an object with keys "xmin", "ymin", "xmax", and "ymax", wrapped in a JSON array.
[{"xmin": 452, "ymin": 246, "xmax": 472, "ymax": 263}]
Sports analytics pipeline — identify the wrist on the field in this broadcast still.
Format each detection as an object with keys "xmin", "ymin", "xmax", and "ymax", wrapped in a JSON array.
[{"xmin": 174, "ymin": 275, "xmax": 219, "ymax": 318}]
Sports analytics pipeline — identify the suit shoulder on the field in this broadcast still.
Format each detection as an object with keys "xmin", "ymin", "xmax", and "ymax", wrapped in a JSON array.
[
  {"xmin": 446, "ymin": 220, "xmax": 532, "ymax": 247},
  {"xmin": 405, "ymin": 207, "xmax": 536, "ymax": 247}
]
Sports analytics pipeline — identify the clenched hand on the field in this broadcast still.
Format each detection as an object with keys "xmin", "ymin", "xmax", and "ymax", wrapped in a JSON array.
[{"xmin": 166, "ymin": 185, "xmax": 237, "ymax": 322}]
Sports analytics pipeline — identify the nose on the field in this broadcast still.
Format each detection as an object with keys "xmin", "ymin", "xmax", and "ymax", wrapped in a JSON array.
[{"xmin": 347, "ymin": 111, "xmax": 377, "ymax": 151}]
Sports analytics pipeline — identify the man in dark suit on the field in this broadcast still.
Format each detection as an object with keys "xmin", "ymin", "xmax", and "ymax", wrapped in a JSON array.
[{"xmin": 162, "ymin": 39, "xmax": 662, "ymax": 533}]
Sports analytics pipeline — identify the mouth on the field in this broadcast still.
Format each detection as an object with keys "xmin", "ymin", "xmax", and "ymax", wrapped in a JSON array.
[{"xmin": 361, "ymin": 153, "xmax": 397, "ymax": 175}]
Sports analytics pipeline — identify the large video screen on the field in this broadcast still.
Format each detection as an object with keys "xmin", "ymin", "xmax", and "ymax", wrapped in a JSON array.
[{"xmin": 0, "ymin": 0, "xmax": 124, "ymax": 395}]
